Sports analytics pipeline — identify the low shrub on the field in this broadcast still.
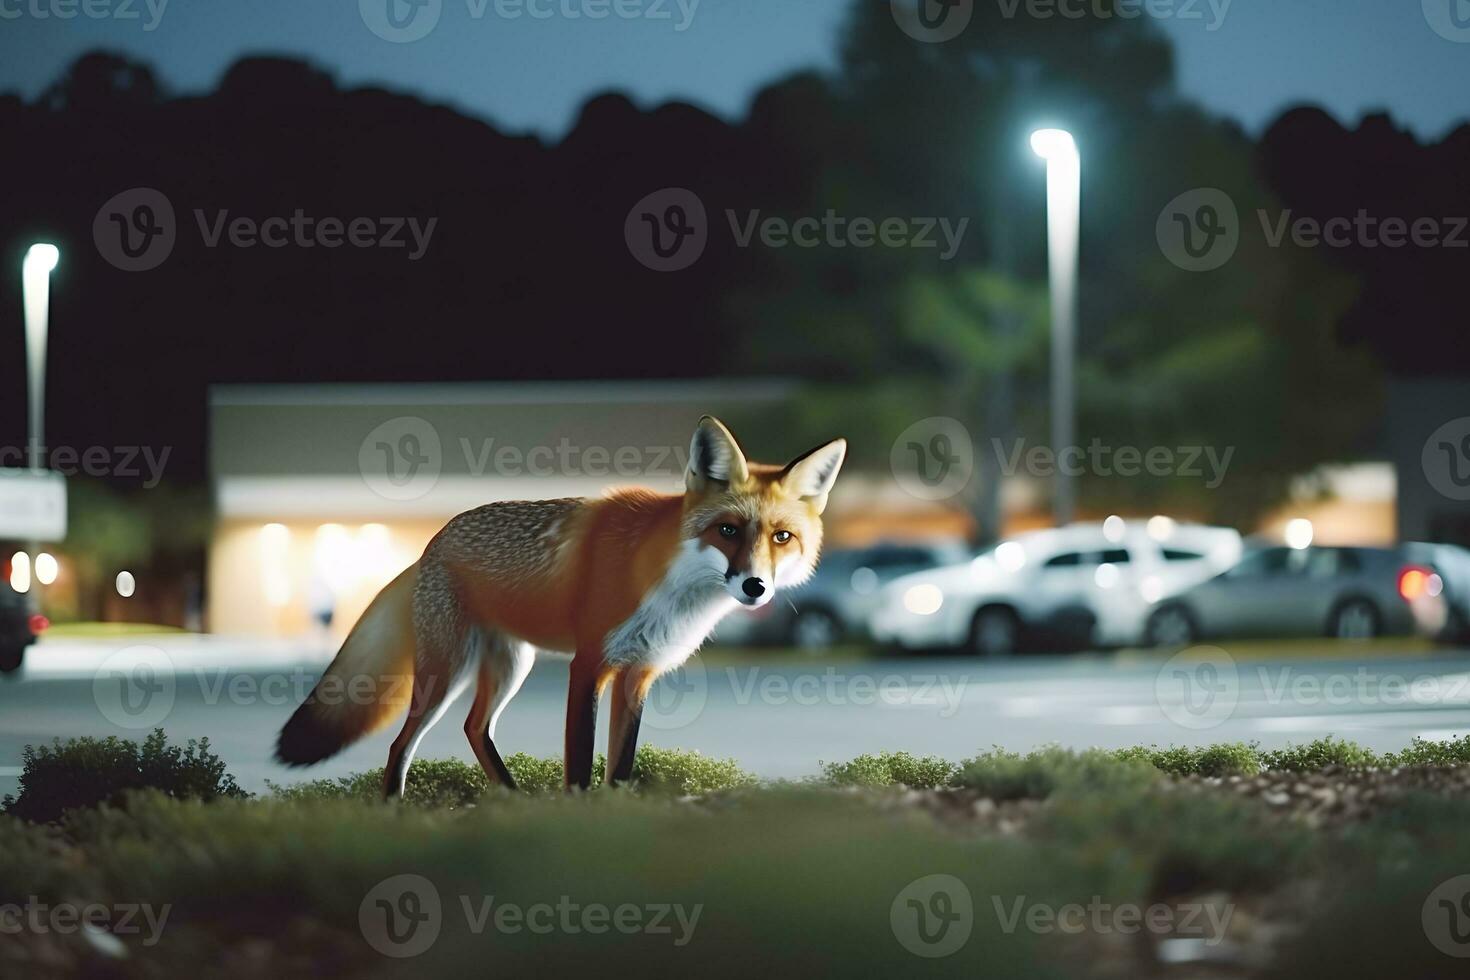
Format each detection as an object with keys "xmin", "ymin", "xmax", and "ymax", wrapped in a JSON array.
[
  {"xmin": 2, "ymin": 729, "xmax": 247, "ymax": 823},
  {"xmin": 1259, "ymin": 736, "xmax": 1380, "ymax": 772},
  {"xmin": 1382, "ymin": 733, "xmax": 1470, "ymax": 768},
  {"xmin": 955, "ymin": 746, "xmax": 1159, "ymax": 801},
  {"xmin": 820, "ymin": 751, "xmax": 960, "ymax": 789},
  {"xmin": 1115, "ymin": 742, "xmax": 1263, "ymax": 777}
]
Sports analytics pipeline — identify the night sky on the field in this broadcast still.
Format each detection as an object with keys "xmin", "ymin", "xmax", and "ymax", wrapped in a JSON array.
[{"xmin": 1, "ymin": 0, "xmax": 1467, "ymax": 140}]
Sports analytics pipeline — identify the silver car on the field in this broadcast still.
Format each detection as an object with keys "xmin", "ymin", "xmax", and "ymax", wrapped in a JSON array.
[
  {"xmin": 711, "ymin": 541, "xmax": 970, "ymax": 650},
  {"xmin": 1145, "ymin": 545, "xmax": 1426, "ymax": 645}
]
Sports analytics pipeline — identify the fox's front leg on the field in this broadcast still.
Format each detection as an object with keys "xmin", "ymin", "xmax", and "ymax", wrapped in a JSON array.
[
  {"xmin": 607, "ymin": 666, "xmax": 657, "ymax": 786},
  {"xmin": 564, "ymin": 650, "xmax": 610, "ymax": 791}
]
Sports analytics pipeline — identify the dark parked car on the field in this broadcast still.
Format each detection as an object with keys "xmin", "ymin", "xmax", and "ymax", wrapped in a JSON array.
[
  {"xmin": 1145, "ymin": 545, "xmax": 1439, "ymax": 645},
  {"xmin": 1401, "ymin": 541, "xmax": 1470, "ymax": 642},
  {"xmin": 1, "ymin": 554, "xmax": 45, "ymax": 673},
  {"xmin": 711, "ymin": 541, "xmax": 970, "ymax": 650}
]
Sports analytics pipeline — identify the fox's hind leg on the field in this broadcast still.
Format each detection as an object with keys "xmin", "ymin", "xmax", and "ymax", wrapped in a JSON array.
[
  {"xmin": 383, "ymin": 659, "xmax": 467, "ymax": 800},
  {"xmin": 384, "ymin": 560, "xmax": 476, "ymax": 800},
  {"xmin": 464, "ymin": 634, "xmax": 534, "ymax": 789}
]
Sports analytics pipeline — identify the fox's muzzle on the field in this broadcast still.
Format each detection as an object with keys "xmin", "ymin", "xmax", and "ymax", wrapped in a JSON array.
[{"xmin": 725, "ymin": 568, "xmax": 772, "ymax": 608}]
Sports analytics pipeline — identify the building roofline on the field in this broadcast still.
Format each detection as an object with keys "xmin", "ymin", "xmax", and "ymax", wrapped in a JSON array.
[{"xmin": 209, "ymin": 378, "xmax": 798, "ymax": 407}]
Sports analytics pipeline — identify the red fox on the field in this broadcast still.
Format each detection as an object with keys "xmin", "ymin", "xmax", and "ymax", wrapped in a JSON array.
[{"xmin": 276, "ymin": 416, "xmax": 846, "ymax": 796}]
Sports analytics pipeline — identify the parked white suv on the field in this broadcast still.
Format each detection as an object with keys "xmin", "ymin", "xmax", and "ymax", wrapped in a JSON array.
[{"xmin": 869, "ymin": 520, "xmax": 1242, "ymax": 655}]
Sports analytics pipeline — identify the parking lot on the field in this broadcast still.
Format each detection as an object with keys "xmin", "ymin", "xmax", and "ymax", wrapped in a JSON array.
[{"xmin": 5, "ymin": 636, "xmax": 1470, "ymax": 797}]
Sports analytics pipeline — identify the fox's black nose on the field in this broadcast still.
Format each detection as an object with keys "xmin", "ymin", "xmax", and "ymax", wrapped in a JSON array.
[{"xmin": 742, "ymin": 577, "xmax": 766, "ymax": 599}]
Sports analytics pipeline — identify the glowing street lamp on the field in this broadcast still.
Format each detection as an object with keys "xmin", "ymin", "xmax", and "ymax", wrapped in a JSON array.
[
  {"xmin": 1030, "ymin": 130, "xmax": 1080, "ymax": 525},
  {"xmin": 22, "ymin": 243, "xmax": 59, "ymax": 471}
]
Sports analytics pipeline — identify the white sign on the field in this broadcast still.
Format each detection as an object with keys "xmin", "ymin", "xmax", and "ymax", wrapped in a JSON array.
[{"xmin": 0, "ymin": 470, "xmax": 67, "ymax": 542}]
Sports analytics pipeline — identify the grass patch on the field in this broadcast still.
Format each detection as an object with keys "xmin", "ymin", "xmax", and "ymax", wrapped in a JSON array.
[
  {"xmin": 268, "ymin": 747, "xmax": 755, "ymax": 806},
  {"xmin": 8, "ymin": 730, "xmax": 1470, "ymax": 976},
  {"xmin": 819, "ymin": 737, "xmax": 1470, "ymax": 796}
]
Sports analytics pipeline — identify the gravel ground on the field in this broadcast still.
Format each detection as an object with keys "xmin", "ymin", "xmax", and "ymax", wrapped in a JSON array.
[
  {"xmin": 10, "ymin": 767, "xmax": 1469, "ymax": 979},
  {"xmin": 875, "ymin": 765, "xmax": 1470, "ymax": 977}
]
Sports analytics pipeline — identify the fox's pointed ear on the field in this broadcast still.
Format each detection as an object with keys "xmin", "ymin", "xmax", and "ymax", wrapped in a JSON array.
[
  {"xmin": 779, "ymin": 438, "xmax": 846, "ymax": 513},
  {"xmin": 686, "ymin": 416, "xmax": 750, "ymax": 493}
]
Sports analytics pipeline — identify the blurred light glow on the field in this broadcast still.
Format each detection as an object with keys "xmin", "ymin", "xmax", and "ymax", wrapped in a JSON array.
[
  {"xmin": 849, "ymin": 566, "xmax": 879, "ymax": 595},
  {"xmin": 1284, "ymin": 518, "xmax": 1314, "ymax": 550},
  {"xmin": 22, "ymin": 245, "xmax": 58, "ymax": 475},
  {"xmin": 9, "ymin": 552, "xmax": 30, "ymax": 594},
  {"xmin": 353, "ymin": 523, "xmax": 401, "ymax": 584},
  {"xmin": 1147, "ymin": 515, "xmax": 1177, "ymax": 542},
  {"xmin": 115, "ymin": 570, "xmax": 136, "ymax": 598},
  {"xmin": 1031, "ymin": 128, "xmax": 1081, "ymax": 524},
  {"xmin": 1398, "ymin": 567, "xmax": 1444, "ymax": 603},
  {"xmin": 903, "ymin": 583, "xmax": 944, "ymax": 616},
  {"xmin": 1399, "ymin": 568, "xmax": 1427, "ymax": 601},
  {"xmin": 260, "ymin": 523, "xmax": 292, "ymax": 607},
  {"xmin": 995, "ymin": 541, "xmax": 1027, "ymax": 573},
  {"xmin": 1030, "ymin": 128, "xmax": 1078, "ymax": 161},
  {"xmin": 1103, "ymin": 515, "xmax": 1125, "ymax": 542},
  {"xmin": 972, "ymin": 555, "xmax": 998, "ymax": 583},
  {"xmin": 1094, "ymin": 563, "xmax": 1120, "ymax": 589},
  {"xmin": 358, "ymin": 522, "xmax": 391, "ymax": 548},
  {"xmin": 1140, "ymin": 575, "xmax": 1164, "ymax": 604},
  {"xmin": 24, "ymin": 243, "xmax": 59, "ymax": 274},
  {"xmin": 34, "ymin": 552, "xmax": 58, "ymax": 585},
  {"xmin": 314, "ymin": 523, "xmax": 354, "ymax": 595}
]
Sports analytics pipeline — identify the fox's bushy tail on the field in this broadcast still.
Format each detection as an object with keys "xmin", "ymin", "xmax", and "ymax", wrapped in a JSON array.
[{"xmin": 275, "ymin": 563, "xmax": 418, "ymax": 766}]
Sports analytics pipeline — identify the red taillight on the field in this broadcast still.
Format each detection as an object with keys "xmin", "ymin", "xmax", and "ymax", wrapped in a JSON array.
[
  {"xmin": 1399, "ymin": 566, "xmax": 1443, "ymax": 602},
  {"xmin": 27, "ymin": 614, "xmax": 49, "ymax": 635}
]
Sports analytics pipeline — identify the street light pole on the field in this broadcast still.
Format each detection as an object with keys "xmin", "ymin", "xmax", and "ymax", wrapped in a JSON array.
[
  {"xmin": 21, "ymin": 244, "xmax": 59, "ymax": 473},
  {"xmin": 1030, "ymin": 130, "xmax": 1080, "ymax": 526}
]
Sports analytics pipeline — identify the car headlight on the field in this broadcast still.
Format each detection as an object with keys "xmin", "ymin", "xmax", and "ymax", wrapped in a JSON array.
[{"xmin": 902, "ymin": 583, "xmax": 944, "ymax": 616}]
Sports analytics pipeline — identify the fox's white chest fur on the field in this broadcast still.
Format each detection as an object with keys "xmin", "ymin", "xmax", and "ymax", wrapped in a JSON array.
[{"xmin": 603, "ymin": 540, "xmax": 738, "ymax": 672}]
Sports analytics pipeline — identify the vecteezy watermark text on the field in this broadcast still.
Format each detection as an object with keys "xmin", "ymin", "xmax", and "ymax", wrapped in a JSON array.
[
  {"xmin": 92, "ymin": 646, "xmax": 432, "ymax": 729},
  {"xmin": 358, "ymin": 875, "xmax": 700, "ymax": 958},
  {"xmin": 1157, "ymin": 187, "xmax": 1468, "ymax": 272},
  {"xmin": 0, "ymin": 444, "xmax": 170, "ymax": 488},
  {"xmin": 0, "ymin": 0, "xmax": 168, "ymax": 30},
  {"xmin": 724, "ymin": 667, "xmax": 967, "ymax": 718},
  {"xmin": 0, "ymin": 898, "xmax": 171, "ymax": 947},
  {"xmin": 992, "ymin": 438, "xmax": 1234, "ymax": 488},
  {"xmin": 726, "ymin": 210, "xmax": 969, "ymax": 261},
  {"xmin": 1156, "ymin": 648, "xmax": 1470, "ymax": 731},
  {"xmin": 623, "ymin": 188, "xmax": 970, "ymax": 271},
  {"xmin": 194, "ymin": 211, "xmax": 437, "ymax": 260},
  {"xmin": 890, "ymin": 0, "xmax": 1230, "ymax": 44},
  {"xmin": 358, "ymin": 416, "xmax": 699, "ymax": 501},
  {"xmin": 991, "ymin": 895, "xmax": 1233, "ymax": 944},
  {"xmin": 995, "ymin": 0, "xmax": 1231, "ymax": 30},
  {"xmin": 359, "ymin": 0, "xmax": 700, "ymax": 44},
  {"xmin": 94, "ymin": 188, "xmax": 437, "ymax": 271}
]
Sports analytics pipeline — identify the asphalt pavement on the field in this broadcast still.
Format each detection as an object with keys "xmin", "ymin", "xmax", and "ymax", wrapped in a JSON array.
[{"xmin": 4, "ymin": 635, "xmax": 1470, "ymax": 797}]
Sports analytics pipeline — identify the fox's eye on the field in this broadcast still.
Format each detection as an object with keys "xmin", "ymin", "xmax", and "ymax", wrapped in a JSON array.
[
  {"xmin": 773, "ymin": 530, "xmax": 793, "ymax": 545},
  {"xmin": 718, "ymin": 523, "xmax": 739, "ymax": 539}
]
